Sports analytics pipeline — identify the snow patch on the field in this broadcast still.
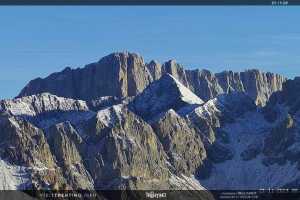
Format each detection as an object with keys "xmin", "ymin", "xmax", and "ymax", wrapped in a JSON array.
[
  {"xmin": 35, "ymin": 111, "xmax": 95, "ymax": 129},
  {"xmin": 0, "ymin": 159, "xmax": 30, "ymax": 190},
  {"xmin": 168, "ymin": 75, "xmax": 204, "ymax": 105},
  {"xmin": 96, "ymin": 104, "xmax": 123, "ymax": 127},
  {"xmin": 170, "ymin": 174, "xmax": 206, "ymax": 190}
]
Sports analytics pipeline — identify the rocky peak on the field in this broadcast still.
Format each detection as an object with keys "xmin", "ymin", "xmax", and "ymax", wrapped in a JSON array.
[
  {"xmin": 101, "ymin": 51, "xmax": 143, "ymax": 61},
  {"xmin": 18, "ymin": 52, "xmax": 152, "ymax": 100},
  {"xmin": 162, "ymin": 60, "xmax": 189, "ymax": 87},
  {"xmin": 96, "ymin": 52, "xmax": 145, "ymax": 73},
  {"xmin": 129, "ymin": 74, "xmax": 204, "ymax": 120},
  {"xmin": 148, "ymin": 60, "xmax": 160, "ymax": 66},
  {"xmin": 146, "ymin": 60, "xmax": 162, "ymax": 80}
]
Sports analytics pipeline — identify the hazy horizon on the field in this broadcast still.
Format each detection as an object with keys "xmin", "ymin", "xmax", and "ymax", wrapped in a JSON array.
[{"xmin": 1, "ymin": 6, "xmax": 300, "ymax": 99}]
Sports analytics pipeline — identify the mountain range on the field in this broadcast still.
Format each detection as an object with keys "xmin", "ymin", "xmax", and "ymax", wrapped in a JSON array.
[
  {"xmin": 1, "ymin": 52, "xmax": 300, "ymax": 198},
  {"xmin": 18, "ymin": 52, "xmax": 285, "ymax": 106}
]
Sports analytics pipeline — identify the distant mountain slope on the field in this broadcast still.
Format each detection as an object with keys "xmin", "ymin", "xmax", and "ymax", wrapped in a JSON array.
[
  {"xmin": 195, "ymin": 77, "xmax": 300, "ymax": 189},
  {"xmin": 18, "ymin": 52, "xmax": 286, "ymax": 106}
]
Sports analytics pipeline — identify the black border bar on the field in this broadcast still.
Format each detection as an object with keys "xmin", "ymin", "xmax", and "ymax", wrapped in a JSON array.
[
  {"xmin": 0, "ymin": 0, "xmax": 297, "ymax": 5},
  {"xmin": 13, "ymin": 189, "xmax": 300, "ymax": 200}
]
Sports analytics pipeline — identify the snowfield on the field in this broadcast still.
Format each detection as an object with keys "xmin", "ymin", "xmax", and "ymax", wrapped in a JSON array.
[{"xmin": 199, "ymin": 111, "xmax": 300, "ymax": 189}]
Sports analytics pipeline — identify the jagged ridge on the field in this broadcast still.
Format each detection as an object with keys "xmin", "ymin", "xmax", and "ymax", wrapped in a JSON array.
[{"xmin": 18, "ymin": 52, "xmax": 286, "ymax": 106}]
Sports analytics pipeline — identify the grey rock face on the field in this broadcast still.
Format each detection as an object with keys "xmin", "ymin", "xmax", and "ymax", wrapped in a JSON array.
[
  {"xmin": 82, "ymin": 106, "xmax": 170, "ymax": 189},
  {"xmin": 18, "ymin": 52, "xmax": 153, "ymax": 100},
  {"xmin": 162, "ymin": 60, "xmax": 190, "ymax": 87},
  {"xmin": 239, "ymin": 70, "xmax": 286, "ymax": 106},
  {"xmin": 47, "ymin": 122, "xmax": 94, "ymax": 189},
  {"xmin": 152, "ymin": 109, "xmax": 206, "ymax": 175},
  {"xmin": 146, "ymin": 60, "xmax": 162, "ymax": 80},
  {"xmin": 0, "ymin": 116, "xmax": 55, "ymax": 168},
  {"xmin": 185, "ymin": 69, "xmax": 223, "ymax": 102},
  {"xmin": 18, "ymin": 52, "xmax": 285, "ymax": 106},
  {"xmin": 0, "ymin": 116, "xmax": 67, "ymax": 190},
  {"xmin": 185, "ymin": 69, "xmax": 286, "ymax": 106}
]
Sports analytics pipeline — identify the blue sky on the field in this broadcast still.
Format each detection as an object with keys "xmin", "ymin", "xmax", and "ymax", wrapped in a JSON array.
[{"xmin": 1, "ymin": 6, "xmax": 300, "ymax": 99}]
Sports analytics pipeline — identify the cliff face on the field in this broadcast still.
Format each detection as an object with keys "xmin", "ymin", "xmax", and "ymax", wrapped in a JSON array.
[
  {"xmin": 151, "ymin": 65, "xmax": 286, "ymax": 106},
  {"xmin": 151, "ymin": 109, "xmax": 207, "ymax": 176},
  {"xmin": 18, "ymin": 52, "xmax": 286, "ymax": 106},
  {"xmin": 18, "ymin": 52, "xmax": 153, "ymax": 100}
]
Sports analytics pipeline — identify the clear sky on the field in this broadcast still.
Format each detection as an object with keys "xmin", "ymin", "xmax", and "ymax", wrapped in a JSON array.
[{"xmin": 1, "ymin": 6, "xmax": 300, "ymax": 99}]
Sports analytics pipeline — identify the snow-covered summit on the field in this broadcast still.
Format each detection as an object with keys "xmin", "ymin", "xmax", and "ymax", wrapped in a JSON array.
[
  {"xmin": 167, "ymin": 74, "xmax": 204, "ymax": 105},
  {"xmin": 129, "ymin": 74, "xmax": 204, "ymax": 120}
]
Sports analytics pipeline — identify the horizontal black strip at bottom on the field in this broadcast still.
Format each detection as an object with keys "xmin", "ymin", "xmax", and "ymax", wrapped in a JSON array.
[{"xmin": 1, "ymin": 190, "xmax": 300, "ymax": 200}]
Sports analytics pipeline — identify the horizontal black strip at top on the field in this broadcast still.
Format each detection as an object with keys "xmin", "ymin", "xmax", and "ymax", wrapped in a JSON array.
[
  {"xmin": 1, "ymin": 190, "xmax": 300, "ymax": 200},
  {"xmin": 0, "ymin": 0, "xmax": 296, "ymax": 5}
]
